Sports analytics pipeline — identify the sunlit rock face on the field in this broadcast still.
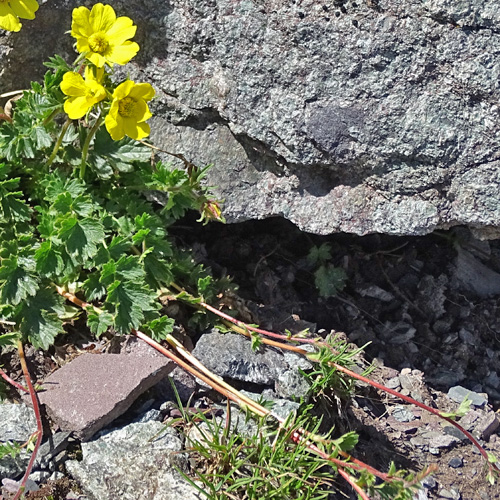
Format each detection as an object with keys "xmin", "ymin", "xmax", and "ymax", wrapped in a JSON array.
[{"xmin": 3, "ymin": 0, "xmax": 500, "ymax": 237}]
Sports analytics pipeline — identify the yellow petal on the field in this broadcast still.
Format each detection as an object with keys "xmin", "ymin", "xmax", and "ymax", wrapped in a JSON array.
[
  {"xmin": 131, "ymin": 99, "xmax": 152, "ymax": 123},
  {"xmin": 60, "ymin": 72, "xmax": 87, "ymax": 97},
  {"xmin": 107, "ymin": 41, "xmax": 139, "ymax": 65},
  {"xmin": 64, "ymin": 96, "xmax": 92, "ymax": 120},
  {"xmin": 89, "ymin": 3, "xmax": 116, "ymax": 33},
  {"xmin": 10, "ymin": 0, "xmax": 38, "ymax": 20},
  {"xmin": 86, "ymin": 80, "xmax": 107, "ymax": 102},
  {"xmin": 87, "ymin": 51, "xmax": 107, "ymax": 68},
  {"xmin": 113, "ymin": 80, "xmax": 135, "ymax": 100},
  {"xmin": 0, "ymin": 4, "xmax": 21, "ymax": 32},
  {"xmin": 129, "ymin": 83, "xmax": 155, "ymax": 102},
  {"xmin": 71, "ymin": 6, "xmax": 92, "ymax": 38},
  {"xmin": 106, "ymin": 16, "xmax": 136, "ymax": 45},
  {"xmin": 105, "ymin": 107, "xmax": 125, "ymax": 140},
  {"xmin": 123, "ymin": 117, "xmax": 149, "ymax": 140}
]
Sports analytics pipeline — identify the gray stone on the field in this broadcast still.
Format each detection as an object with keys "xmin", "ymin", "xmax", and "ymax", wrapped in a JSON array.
[
  {"xmin": 485, "ymin": 371, "xmax": 500, "ymax": 389},
  {"xmin": 357, "ymin": 286, "xmax": 395, "ymax": 302},
  {"xmin": 37, "ymin": 353, "xmax": 174, "ymax": 441},
  {"xmin": 448, "ymin": 457, "xmax": 463, "ymax": 468},
  {"xmin": 438, "ymin": 488, "xmax": 461, "ymax": 500},
  {"xmin": 65, "ymin": 422, "xmax": 200, "ymax": 500},
  {"xmin": 159, "ymin": 366, "xmax": 198, "ymax": 405},
  {"xmin": 454, "ymin": 248, "xmax": 500, "ymax": 297},
  {"xmin": 0, "ymin": 403, "xmax": 37, "ymax": 442},
  {"xmin": 241, "ymin": 389, "xmax": 301, "ymax": 422},
  {"xmin": 392, "ymin": 406, "xmax": 415, "ymax": 423},
  {"xmin": 475, "ymin": 412, "xmax": 500, "ymax": 440},
  {"xmin": 33, "ymin": 431, "xmax": 72, "ymax": 471},
  {"xmin": 28, "ymin": 470, "xmax": 51, "ymax": 484},
  {"xmin": 410, "ymin": 431, "xmax": 460, "ymax": 450},
  {"xmin": 3, "ymin": 1, "xmax": 500, "ymax": 236},
  {"xmin": 283, "ymin": 346, "xmax": 315, "ymax": 371},
  {"xmin": 192, "ymin": 329, "xmax": 288, "ymax": 386},
  {"xmin": 0, "ymin": 403, "xmax": 37, "ymax": 480},
  {"xmin": 275, "ymin": 369, "xmax": 310, "ymax": 401},
  {"xmin": 385, "ymin": 377, "xmax": 401, "ymax": 390},
  {"xmin": 447, "ymin": 385, "xmax": 487, "ymax": 407}
]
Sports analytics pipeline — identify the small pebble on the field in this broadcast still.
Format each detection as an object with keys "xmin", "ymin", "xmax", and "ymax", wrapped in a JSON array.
[
  {"xmin": 448, "ymin": 456, "xmax": 463, "ymax": 468},
  {"xmin": 392, "ymin": 406, "xmax": 415, "ymax": 422},
  {"xmin": 385, "ymin": 377, "xmax": 400, "ymax": 389}
]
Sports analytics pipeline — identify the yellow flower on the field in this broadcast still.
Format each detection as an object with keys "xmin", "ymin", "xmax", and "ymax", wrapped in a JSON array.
[
  {"xmin": 60, "ymin": 67, "xmax": 107, "ymax": 119},
  {"xmin": 71, "ymin": 3, "xmax": 139, "ymax": 68},
  {"xmin": 0, "ymin": 0, "xmax": 38, "ymax": 32},
  {"xmin": 105, "ymin": 80, "xmax": 155, "ymax": 141}
]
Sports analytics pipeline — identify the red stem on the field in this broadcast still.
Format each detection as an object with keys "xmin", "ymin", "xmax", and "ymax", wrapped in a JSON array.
[
  {"xmin": 338, "ymin": 467, "xmax": 371, "ymax": 500},
  {"xmin": 201, "ymin": 301, "xmax": 321, "ymax": 346},
  {"xmin": 12, "ymin": 341, "xmax": 43, "ymax": 500},
  {"xmin": 0, "ymin": 366, "xmax": 28, "ymax": 393},
  {"xmin": 329, "ymin": 360, "xmax": 499, "ymax": 474},
  {"xmin": 200, "ymin": 300, "xmax": 499, "ymax": 476}
]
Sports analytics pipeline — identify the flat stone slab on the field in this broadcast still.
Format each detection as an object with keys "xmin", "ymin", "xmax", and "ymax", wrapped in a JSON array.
[{"xmin": 37, "ymin": 352, "xmax": 173, "ymax": 441}]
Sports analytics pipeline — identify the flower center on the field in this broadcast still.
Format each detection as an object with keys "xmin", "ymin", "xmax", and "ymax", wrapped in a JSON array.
[
  {"xmin": 88, "ymin": 32, "xmax": 109, "ymax": 54},
  {"xmin": 118, "ymin": 97, "xmax": 137, "ymax": 117}
]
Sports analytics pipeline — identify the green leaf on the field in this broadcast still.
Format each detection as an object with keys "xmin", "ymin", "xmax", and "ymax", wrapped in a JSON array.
[
  {"xmin": 89, "ymin": 127, "xmax": 151, "ymax": 178},
  {"xmin": 0, "ymin": 258, "xmax": 38, "ymax": 305},
  {"xmin": 331, "ymin": 431, "xmax": 359, "ymax": 452},
  {"xmin": 19, "ymin": 288, "xmax": 65, "ymax": 350},
  {"xmin": 307, "ymin": 244, "xmax": 332, "ymax": 266},
  {"xmin": 440, "ymin": 396, "xmax": 471, "ymax": 420},
  {"xmin": 58, "ymin": 217, "xmax": 105, "ymax": 262},
  {"xmin": 145, "ymin": 316, "xmax": 175, "ymax": 342},
  {"xmin": 87, "ymin": 309, "xmax": 114, "ymax": 337},
  {"xmin": 0, "ymin": 331, "xmax": 19, "ymax": 348},
  {"xmin": 34, "ymin": 241, "xmax": 64, "ymax": 277},
  {"xmin": 105, "ymin": 280, "xmax": 157, "ymax": 334},
  {"xmin": 314, "ymin": 264, "xmax": 347, "ymax": 298}
]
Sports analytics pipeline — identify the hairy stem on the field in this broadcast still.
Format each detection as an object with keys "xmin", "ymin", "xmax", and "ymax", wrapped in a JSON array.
[
  {"xmin": 47, "ymin": 117, "xmax": 72, "ymax": 167},
  {"xmin": 80, "ymin": 115, "xmax": 102, "ymax": 180}
]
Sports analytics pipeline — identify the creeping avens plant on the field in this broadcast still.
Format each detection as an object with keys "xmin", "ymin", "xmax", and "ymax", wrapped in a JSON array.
[{"xmin": 0, "ymin": 3, "xmax": 224, "ymax": 349}]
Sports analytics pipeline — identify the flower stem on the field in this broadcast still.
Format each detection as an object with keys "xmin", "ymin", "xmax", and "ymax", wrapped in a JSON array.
[
  {"xmin": 80, "ymin": 115, "xmax": 103, "ymax": 180},
  {"xmin": 47, "ymin": 118, "xmax": 72, "ymax": 167}
]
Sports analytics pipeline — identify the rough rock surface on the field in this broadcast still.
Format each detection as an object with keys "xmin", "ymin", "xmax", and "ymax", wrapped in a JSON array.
[
  {"xmin": 2, "ymin": 0, "xmax": 500, "ymax": 236},
  {"xmin": 192, "ymin": 328, "xmax": 310, "ymax": 399},
  {"xmin": 65, "ymin": 421, "xmax": 200, "ymax": 500},
  {"xmin": 37, "ymin": 353, "xmax": 173, "ymax": 441},
  {"xmin": 0, "ymin": 403, "xmax": 36, "ymax": 480}
]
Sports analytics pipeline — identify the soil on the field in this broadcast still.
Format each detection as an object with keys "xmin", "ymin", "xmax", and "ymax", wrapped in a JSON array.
[
  {"xmin": 176, "ymin": 216, "xmax": 500, "ymax": 500},
  {"xmin": 3, "ymin": 215, "xmax": 500, "ymax": 499}
]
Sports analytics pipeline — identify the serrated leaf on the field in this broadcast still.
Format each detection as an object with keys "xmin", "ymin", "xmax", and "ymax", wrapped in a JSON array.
[
  {"xmin": 314, "ymin": 264, "xmax": 347, "ymax": 298},
  {"xmin": 34, "ymin": 241, "xmax": 64, "ymax": 277},
  {"xmin": 87, "ymin": 310, "xmax": 114, "ymax": 337},
  {"xmin": 32, "ymin": 125, "xmax": 52, "ymax": 149},
  {"xmin": 0, "ymin": 258, "xmax": 38, "ymax": 305},
  {"xmin": 59, "ymin": 217, "xmax": 105, "ymax": 262},
  {"xmin": 105, "ymin": 280, "xmax": 157, "ymax": 334},
  {"xmin": 90, "ymin": 127, "xmax": 150, "ymax": 177},
  {"xmin": 83, "ymin": 273, "xmax": 107, "ymax": 301},
  {"xmin": 19, "ymin": 288, "xmax": 65, "ymax": 350},
  {"xmin": 145, "ymin": 316, "xmax": 175, "ymax": 342},
  {"xmin": 331, "ymin": 431, "xmax": 359, "ymax": 452},
  {"xmin": 307, "ymin": 243, "xmax": 332, "ymax": 266}
]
